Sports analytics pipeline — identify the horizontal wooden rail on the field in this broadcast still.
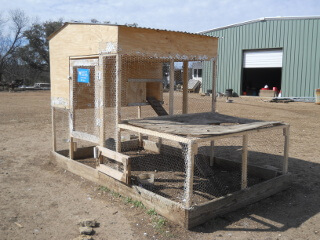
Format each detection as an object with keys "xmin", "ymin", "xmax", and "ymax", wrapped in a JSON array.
[{"xmin": 96, "ymin": 146, "xmax": 131, "ymax": 184}]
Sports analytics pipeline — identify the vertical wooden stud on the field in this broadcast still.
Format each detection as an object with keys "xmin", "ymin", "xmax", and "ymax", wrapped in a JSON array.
[
  {"xmin": 185, "ymin": 142, "xmax": 197, "ymax": 208},
  {"xmin": 70, "ymin": 137, "xmax": 74, "ymax": 159},
  {"xmin": 212, "ymin": 58, "xmax": 218, "ymax": 113},
  {"xmin": 169, "ymin": 59, "xmax": 174, "ymax": 115},
  {"xmin": 52, "ymin": 107, "xmax": 56, "ymax": 152},
  {"xmin": 116, "ymin": 54, "xmax": 122, "ymax": 152},
  {"xmin": 283, "ymin": 125, "xmax": 290, "ymax": 174},
  {"xmin": 209, "ymin": 141, "xmax": 215, "ymax": 166},
  {"xmin": 182, "ymin": 61, "xmax": 188, "ymax": 114},
  {"xmin": 138, "ymin": 106, "xmax": 142, "ymax": 146},
  {"xmin": 241, "ymin": 134, "xmax": 248, "ymax": 189},
  {"xmin": 158, "ymin": 137, "xmax": 162, "ymax": 153},
  {"xmin": 99, "ymin": 55, "xmax": 106, "ymax": 147},
  {"xmin": 69, "ymin": 64, "xmax": 75, "ymax": 159},
  {"xmin": 125, "ymin": 158, "xmax": 132, "ymax": 185}
]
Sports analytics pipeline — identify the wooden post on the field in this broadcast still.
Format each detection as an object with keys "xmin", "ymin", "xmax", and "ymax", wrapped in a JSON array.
[
  {"xmin": 70, "ymin": 137, "xmax": 74, "ymax": 159},
  {"xmin": 283, "ymin": 126, "xmax": 290, "ymax": 174},
  {"xmin": 116, "ymin": 54, "xmax": 122, "ymax": 152},
  {"xmin": 69, "ymin": 67, "xmax": 75, "ymax": 159},
  {"xmin": 209, "ymin": 141, "xmax": 215, "ymax": 166},
  {"xmin": 212, "ymin": 58, "xmax": 218, "ymax": 113},
  {"xmin": 158, "ymin": 137, "xmax": 162, "ymax": 153},
  {"xmin": 138, "ymin": 106, "xmax": 142, "ymax": 146},
  {"xmin": 182, "ymin": 61, "xmax": 188, "ymax": 114},
  {"xmin": 185, "ymin": 142, "xmax": 197, "ymax": 208},
  {"xmin": 169, "ymin": 60, "xmax": 174, "ymax": 115},
  {"xmin": 210, "ymin": 58, "xmax": 218, "ymax": 165},
  {"xmin": 99, "ymin": 56, "xmax": 106, "ymax": 147},
  {"xmin": 241, "ymin": 134, "xmax": 248, "ymax": 189},
  {"xmin": 52, "ymin": 107, "xmax": 56, "ymax": 152}
]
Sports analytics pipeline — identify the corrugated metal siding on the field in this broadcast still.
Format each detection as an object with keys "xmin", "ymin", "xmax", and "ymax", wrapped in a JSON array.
[{"xmin": 202, "ymin": 19, "xmax": 320, "ymax": 97}]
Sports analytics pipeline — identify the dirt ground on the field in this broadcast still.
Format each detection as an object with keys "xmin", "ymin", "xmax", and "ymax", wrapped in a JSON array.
[{"xmin": 1, "ymin": 91, "xmax": 320, "ymax": 240}]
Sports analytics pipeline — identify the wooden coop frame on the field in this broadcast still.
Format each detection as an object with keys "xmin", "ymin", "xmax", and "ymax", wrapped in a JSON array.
[{"xmin": 49, "ymin": 23, "xmax": 291, "ymax": 229}]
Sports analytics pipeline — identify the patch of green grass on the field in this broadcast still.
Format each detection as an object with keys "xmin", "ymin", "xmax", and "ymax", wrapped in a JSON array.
[
  {"xmin": 153, "ymin": 216, "xmax": 166, "ymax": 231},
  {"xmin": 98, "ymin": 186, "xmax": 110, "ymax": 192},
  {"xmin": 147, "ymin": 208, "xmax": 157, "ymax": 216},
  {"xmin": 98, "ymin": 186, "xmax": 172, "ymax": 237},
  {"xmin": 122, "ymin": 197, "xmax": 146, "ymax": 209},
  {"xmin": 111, "ymin": 191, "xmax": 121, "ymax": 198},
  {"xmin": 133, "ymin": 200, "xmax": 146, "ymax": 209},
  {"xmin": 124, "ymin": 197, "xmax": 133, "ymax": 204}
]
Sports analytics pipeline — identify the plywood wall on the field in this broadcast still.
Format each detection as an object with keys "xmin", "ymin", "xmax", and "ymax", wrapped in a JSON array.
[
  {"xmin": 49, "ymin": 24, "xmax": 118, "ymax": 108},
  {"xmin": 50, "ymin": 23, "xmax": 218, "ymax": 108}
]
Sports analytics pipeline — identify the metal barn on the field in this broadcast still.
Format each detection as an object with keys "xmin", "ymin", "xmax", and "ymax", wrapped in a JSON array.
[{"xmin": 201, "ymin": 16, "xmax": 320, "ymax": 98}]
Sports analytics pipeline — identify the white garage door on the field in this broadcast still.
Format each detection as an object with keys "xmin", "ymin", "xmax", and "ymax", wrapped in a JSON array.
[{"xmin": 243, "ymin": 49, "xmax": 283, "ymax": 68}]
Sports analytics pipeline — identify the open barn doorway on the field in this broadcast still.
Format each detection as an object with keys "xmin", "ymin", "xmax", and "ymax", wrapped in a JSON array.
[{"xmin": 241, "ymin": 49, "xmax": 283, "ymax": 96}]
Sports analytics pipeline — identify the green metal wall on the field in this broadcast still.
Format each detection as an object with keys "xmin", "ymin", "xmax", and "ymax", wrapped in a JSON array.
[{"xmin": 202, "ymin": 18, "xmax": 320, "ymax": 97}]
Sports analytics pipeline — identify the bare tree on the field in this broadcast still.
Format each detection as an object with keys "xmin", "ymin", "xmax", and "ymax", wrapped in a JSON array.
[{"xmin": 0, "ymin": 9, "xmax": 28, "ymax": 83}]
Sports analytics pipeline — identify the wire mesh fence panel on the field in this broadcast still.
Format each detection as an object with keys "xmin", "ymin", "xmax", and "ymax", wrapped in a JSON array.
[
  {"xmin": 72, "ymin": 65, "xmax": 100, "ymax": 138},
  {"xmin": 188, "ymin": 93, "xmax": 212, "ymax": 113},
  {"xmin": 54, "ymin": 107, "xmax": 69, "ymax": 157},
  {"xmin": 103, "ymin": 56, "xmax": 117, "ymax": 150},
  {"xmin": 121, "ymin": 136, "xmax": 187, "ymax": 204},
  {"xmin": 191, "ymin": 137, "xmax": 244, "ymax": 206},
  {"xmin": 248, "ymin": 128, "xmax": 285, "ymax": 172}
]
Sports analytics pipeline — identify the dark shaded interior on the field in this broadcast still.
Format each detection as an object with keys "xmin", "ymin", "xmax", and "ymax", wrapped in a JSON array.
[{"xmin": 242, "ymin": 68, "xmax": 282, "ymax": 96}]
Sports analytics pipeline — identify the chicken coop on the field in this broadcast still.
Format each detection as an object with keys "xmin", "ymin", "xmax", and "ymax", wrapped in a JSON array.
[{"xmin": 49, "ymin": 23, "xmax": 291, "ymax": 229}]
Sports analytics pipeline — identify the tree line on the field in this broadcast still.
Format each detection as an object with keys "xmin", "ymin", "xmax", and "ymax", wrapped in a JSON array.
[
  {"xmin": 0, "ymin": 9, "xmax": 137, "ymax": 89},
  {"xmin": 0, "ymin": 9, "xmax": 64, "ymax": 88}
]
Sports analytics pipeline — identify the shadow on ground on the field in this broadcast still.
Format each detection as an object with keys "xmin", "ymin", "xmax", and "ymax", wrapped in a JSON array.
[{"xmin": 191, "ymin": 154, "xmax": 320, "ymax": 233}]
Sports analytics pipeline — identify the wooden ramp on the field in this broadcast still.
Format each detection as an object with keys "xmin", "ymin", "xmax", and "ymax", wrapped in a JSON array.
[{"xmin": 147, "ymin": 97, "xmax": 168, "ymax": 116}]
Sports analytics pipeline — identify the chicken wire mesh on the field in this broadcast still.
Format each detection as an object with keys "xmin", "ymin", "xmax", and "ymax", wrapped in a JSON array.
[
  {"xmin": 72, "ymin": 65, "xmax": 100, "ymax": 138},
  {"xmin": 122, "ymin": 135, "xmax": 189, "ymax": 204},
  {"xmin": 53, "ymin": 107, "xmax": 69, "ymax": 157},
  {"xmin": 248, "ymin": 128, "xmax": 285, "ymax": 171},
  {"xmin": 58, "ymin": 53, "xmax": 286, "ymax": 209},
  {"xmin": 189, "ymin": 128, "xmax": 286, "ymax": 207}
]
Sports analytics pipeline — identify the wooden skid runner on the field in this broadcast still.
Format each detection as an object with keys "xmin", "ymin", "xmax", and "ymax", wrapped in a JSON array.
[
  {"xmin": 52, "ymin": 151, "xmax": 291, "ymax": 229},
  {"xmin": 96, "ymin": 146, "xmax": 131, "ymax": 184}
]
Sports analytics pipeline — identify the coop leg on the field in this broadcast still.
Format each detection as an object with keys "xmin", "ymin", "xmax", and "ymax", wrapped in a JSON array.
[
  {"xmin": 209, "ymin": 140, "xmax": 215, "ymax": 167},
  {"xmin": 169, "ymin": 59, "xmax": 174, "ymax": 115},
  {"xmin": 116, "ymin": 129, "xmax": 122, "ymax": 153},
  {"xmin": 182, "ymin": 61, "xmax": 188, "ymax": 114},
  {"xmin": 138, "ymin": 106, "xmax": 142, "ymax": 147},
  {"xmin": 52, "ymin": 107, "xmax": 56, "ymax": 152},
  {"xmin": 185, "ymin": 142, "xmax": 197, "ymax": 208},
  {"xmin": 99, "ymin": 55, "xmax": 106, "ymax": 148},
  {"xmin": 69, "ymin": 137, "xmax": 74, "ymax": 160},
  {"xmin": 115, "ymin": 54, "xmax": 122, "ymax": 152},
  {"xmin": 283, "ymin": 125, "xmax": 290, "ymax": 174},
  {"xmin": 212, "ymin": 58, "xmax": 218, "ymax": 113},
  {"xmin": 158, "ymin": 138, "xmax": 162, "ymax": 153},
  {"xmin": 241, "ymin": 134, "xmax": 248, "ymax": 189}
]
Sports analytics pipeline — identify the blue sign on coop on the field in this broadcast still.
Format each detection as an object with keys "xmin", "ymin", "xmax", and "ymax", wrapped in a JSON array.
[{"xmin": 77, "ymin": 68, "xmax": 90, "ymax": 83}]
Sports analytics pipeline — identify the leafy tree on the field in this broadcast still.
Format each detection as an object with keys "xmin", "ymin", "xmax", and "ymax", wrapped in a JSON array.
[
  {"xmin": 90, "ymin": 18, "xmax": 99, "ymax": 23},
  {"xmin": 19, "ymin": 19, "xmax": 64, "ymax": 76},
  {"xmin": 0, "ymin": 9, "xmax": 28, "ymax": 83}
]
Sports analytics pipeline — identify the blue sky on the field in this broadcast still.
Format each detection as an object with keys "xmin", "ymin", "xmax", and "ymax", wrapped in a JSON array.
[{"xmin": 1, "ymin": 0, "xmax": 320, "ymax": 32}]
